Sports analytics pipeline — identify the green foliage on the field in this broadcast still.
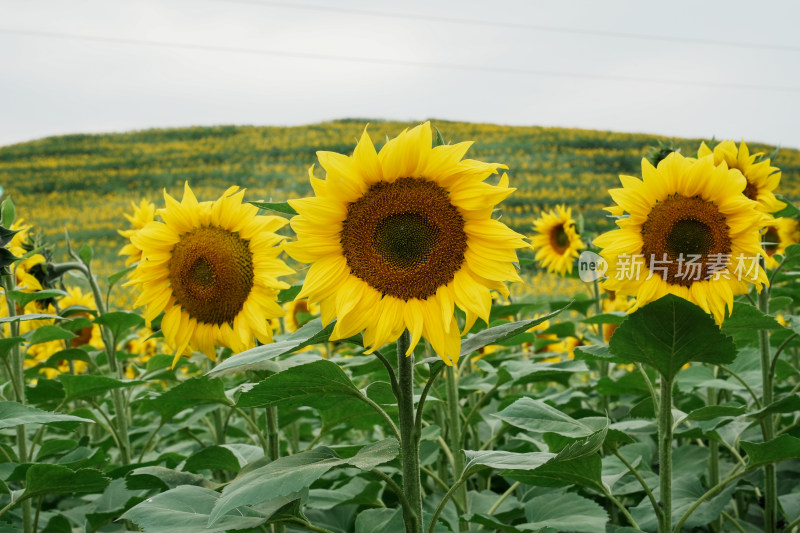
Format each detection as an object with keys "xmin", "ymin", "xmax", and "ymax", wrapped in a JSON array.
[{"xmin": 609, "ymin": 294, "xmax": 737, "ymax": 380}]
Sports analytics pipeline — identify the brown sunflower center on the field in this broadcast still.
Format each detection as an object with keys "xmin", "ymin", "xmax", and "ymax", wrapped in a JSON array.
[
  {"xmin": 340, "ymin": 177, "xmax": 467, "ymax": 300},
  {"xmin": 763, "ymin": 227, "xmax": 780, "ymax": 255},
  {"xmin": 640, "ymin": 194, "xmax": 732, "ymax": 286},
  {"xmin": 550, "ymin": 224, "xmax": 570, "ymax": 254},
  {"xmin": 168, "ymin": 226, "xmax": 254, "ymax": 324},
  {"xmin": 743, "ymin": 180, "xmax": 759, "ymax": 201}
]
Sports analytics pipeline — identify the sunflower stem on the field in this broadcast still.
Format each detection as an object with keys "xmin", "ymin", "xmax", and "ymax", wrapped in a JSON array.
[
  {"xmin": 266, "ymin": 406, "xmax": 284, "ymax": 533},
  {"xmin": 707, "ymin": 379, "xmax": 721, "ymax": 532},
  {"xmin": 758, "ymin": 282, "xmax": 777, "ymax": 533},
  {"xmin": 2, "ymin": 273, "xmax": 33, "ymax": 533},
  {"xmin": 445, "ymin": 364, "xmax": 468, "ymax": 530},
  {"xmin": 397, "ymin": 331, "xmax": 423, "ymax": 533},
  {"xmin": 657, "ymin": 373, "xmax": 673, "ymax": 533},
  {"xmin": 77, "ymin": 258, "xmax": 132, "ymax": 465}
]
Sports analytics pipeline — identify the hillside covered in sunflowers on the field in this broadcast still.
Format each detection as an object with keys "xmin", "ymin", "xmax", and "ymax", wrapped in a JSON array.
[{"xmin": 1, "ymin": 120, "xmax": 799, "ymax": 533}]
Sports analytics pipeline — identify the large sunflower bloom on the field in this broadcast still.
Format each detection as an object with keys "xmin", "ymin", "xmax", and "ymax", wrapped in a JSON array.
[
  {"xmin": 594, "ymin": 152, "xmax": 767, "ymax": 325},
  {"xmin": 698, "ymin": 140, "xmax": 785, "ymax": 214},
  {"xmin": 763, "ymin": 217, "xmax": 800, "ymax": 269},
  {"xmin": 119, "ymin": 199, "xmax": 156, "ymax": 266},
  {"xmin": 284, "ymin": 123, "xmax": 527, "ymax": 365},
  {"xmin": 127, "ymin": 183, "xmax": 293, "ymax": 365},
  {"xmin": 530, "ymin": 205, "xmax": 584, "ymax": 275}
]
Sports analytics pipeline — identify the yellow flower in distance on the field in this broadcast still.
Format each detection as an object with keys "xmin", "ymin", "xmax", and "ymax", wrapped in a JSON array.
[
  {"xmin": 698, "ymin": 140, "xmax": 785, "ymax": 213},
  {"xmin": 594, "ymin": 152, "xmax": 767, "ymax": 325},
  {"xmin": 284, "ymin": 123, "xmax": 527, "ymax": 365},
  {"xmin": 530, "ymin": 205, "xmax": 584, "ymax": 275},
  {"xmin": 128, "ymin": 183, "xmax": 293, "ymax": 366},
  {"xmin": 762, "ymin": 217, "xmax": 800, "ymax": 268},
  {"xmin": 119, "ymin": 199, "xmax": 156, "ymax": 266}
]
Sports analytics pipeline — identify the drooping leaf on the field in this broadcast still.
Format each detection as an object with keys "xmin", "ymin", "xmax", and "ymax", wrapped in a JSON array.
[
  {"xmin": 140, "ymin": 377, "xmax": 232, "ymax": 422},
  {"xmin": 207, "ymin": 318, "xmax": 334, "ymax": 377},
  {"xmin": 493, "ymin": 397, "xmax": 595, "ymax": 438},
  {"xmin": 5, "ymin": 289, "xmax": 68, "ymax": 309},
  {"xmin": 250, "ymin": 201, "xmax": 298, "ymax": 216},
  {"xmin": 58, "ymin": 375, "xmax": 143, "ymax": 402},
  {"xmin": 0, "ymin": 401, "xmax": 93, "ymax": 429},
  {"xmin": 28, "ymin": 325, "xmax": 76, "ymax": 346},
  {"xmin": 460, "ymin": 303, "xmax": 572, "ymax": 357},
  {"xmin": 20, "ymin": 464, "xmax": 109, "ymax": 500},
  {"xmin": 521, "ymin": 491, "xmax": 608, "ymax": 532},
  {"xmin": 94, "ymin": 311, "xmax": 145, "ymax": 340},
  {"xmin": 208, "ymin": 447, "xmax": 342, "ymax": 525},
  {"xmin": 355, "ymin": 508, "xmax": 404, "ymax": 533},
  {"xmin": 741, "ymin": 435, "xmax": 800, "ymax": 469},
  {"xmin": 0, "ymin": 313, "xmax": 61, "ymax": 324},
  {"xmin": 183, "ymin": 445, "xmax": 243, "ymax": 474},
  {"xmin": 236, "ymin": 359, "xmax": 362, "ymax": 409},
  {"xmin": 609, "ymin": 294, "xmax": 737, "ymax": 380},
  {"xmin": 122, "ymin": 485, "xmax": 269, "ymax": 533}
]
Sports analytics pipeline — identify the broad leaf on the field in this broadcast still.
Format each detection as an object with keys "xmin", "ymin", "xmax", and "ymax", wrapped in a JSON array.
[
  {"xmin": 5, "ymin": 289, "xmax": 68, "ymax": 309},
  {"xmin": 140, "ymin": 377, "xmax": 232, "ymax": 422},
  {"xmin": 493, "ymin": 397, "xmax": 595, "ymax": 438},
  {"xmin": 250, "ymin": 201, "xmax": 297, "ymax": 216},
  {"xmin": 122, "ymin": 485, "xmax": 270, "ymax": 533},
  {"xmin": 207, "ymin": 318, "xmax": 334, "ymax": 377},
  {"xmin": 741, "ymin": 435, "xmax": 800, "ymax": 469},
  {"xmin": 94, "ymin": 311, "xmax": 144, "ymax": 340},
  {"xmin": 522, "ymin": 491, "xmax": 608, "ymax": 532},
  {"xmin": 236, "ymin": 359, "xmax": 362, "ymax": 409},
  {"xmin": 460, "ymin": 303, "xmax": 571, "ymax": 357},
  {"xmin": 58, "ymin": 375, "xmax": 143, "ymax": 402},
  {"xmin": 609, "ymin": 294, "xmax": 736, "ymax": 380},
  {"xmin": 0, "ymin": 401, "xmax": 93, "ymax": 429},
  {"xmin": 21, "ymin": 464, "xmax": 109, "ymax": 500}
]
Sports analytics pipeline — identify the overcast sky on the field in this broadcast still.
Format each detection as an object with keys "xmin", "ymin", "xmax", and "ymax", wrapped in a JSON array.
[{"xmin": 2, "ymin": 0, "xmax": 800, "ymax": 148}]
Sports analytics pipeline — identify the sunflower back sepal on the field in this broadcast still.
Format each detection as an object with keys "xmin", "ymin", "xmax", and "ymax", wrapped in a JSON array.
[{"xmin": 608, "ymin": 294, "xmax": 737, "ymax": 381}]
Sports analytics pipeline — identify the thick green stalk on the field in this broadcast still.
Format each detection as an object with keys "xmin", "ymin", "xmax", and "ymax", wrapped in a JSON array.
[
  {"xmin": 3, "ymin": 274, "xmax": 33, "ymax": 533},
  {"xmin": 658, "ymin": 375, "xmax": 673, "ymax": 533},
  {"xmin": 79, "ymin": 261, "xmax": 132, "ymax": 464},
  {"xmin": 266, "ymin": 406, "xmax": 284, "ymax": 533},
  {"xmin": 707, "ymin": 375, "xmax": 721, "ymax": 532},
  {"xmin": 397, "ymin": 331, "xmax": 423, "ymax": 533},
  {"xmin": 757, "ymin": 285, "xmax": 777, "ymax": 533},
  {"xmin": 445, "ymin": 365, "xmax": 467, "ymax": 529}
]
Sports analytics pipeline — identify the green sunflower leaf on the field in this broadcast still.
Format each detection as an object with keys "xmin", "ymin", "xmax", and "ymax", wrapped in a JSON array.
[
  {"xmin": 741, "ymin": 435, "xmax": 800, "ymax": 470},
  {"xmin": 6, "ymin": 289, "xmax": 68, "ymax": 309},
  {"xmin": 460, "ymin": 302, "xmax": 572, "ymax": 358},
  {"xmin": 207, "ymin": 318, "xmax": 335, "ymax": 377},
  {"xmin": 20, "ymin": 464, "xmax": 109, "ymax": 500},
  {"xmin": 522, "ymin": 491, "xmax": 609, "ymax": 533},
  {"xmin": 139, "ymin": 376, "xmax": 232, "ymax": 422},
  {"xmin": 0, "ymin": 401, "xmax": 93, "ymax": 429},
  {"xmin": 250, "ymin": 201, "xmax": 297, "ymax": 216},
  {"xmin": 57, "ymin": 375, "xmax": 144, "ymax": 402},
  {"xmin": 122, "ymin": 485, "xmax": 271, "ymax": 533},
  {"xmin": 608, "ymin": 294, "xmax": 737, "ymax": 380}
]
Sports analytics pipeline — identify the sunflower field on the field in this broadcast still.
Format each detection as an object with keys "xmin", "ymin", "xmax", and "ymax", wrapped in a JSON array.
[{"xmin": 1, "ymin": 121, "xmax": 800, "ymax": 533}]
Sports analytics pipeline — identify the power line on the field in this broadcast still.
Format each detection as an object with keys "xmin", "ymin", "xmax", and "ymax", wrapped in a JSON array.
[
  {"xmin": 215, "ymin": 0, "xmax": 800, "ymax": 53},
  {"xmin": 3, "ymin": 27, "xmax": 800, "ymax": 94}
]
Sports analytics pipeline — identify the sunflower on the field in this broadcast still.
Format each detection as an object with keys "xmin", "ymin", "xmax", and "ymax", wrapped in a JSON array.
[
  {"xmin": 127, "ymin": 183, "xmax": 293, "ymax": 366},
  {"xmin": 762, "ymin": 217, "xmax": 800, "ymax": 268},
  {"xmin": 283, "ymin": 122, "xmax": 527, "ymax": 365},
  {"xmin": 118, "ymin": 199, "xmax": 156, "ymax": 266},
  {"xmin": 530, "ymin": 205, "xmax": 584, "ymax": 275},
  {"xmin": 594, "ymin": 152, "xmax": 767, "ymax": 325},
  {"xmin": 698, "ymin": 140, "xmax": 784, "ymax": 214}
]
